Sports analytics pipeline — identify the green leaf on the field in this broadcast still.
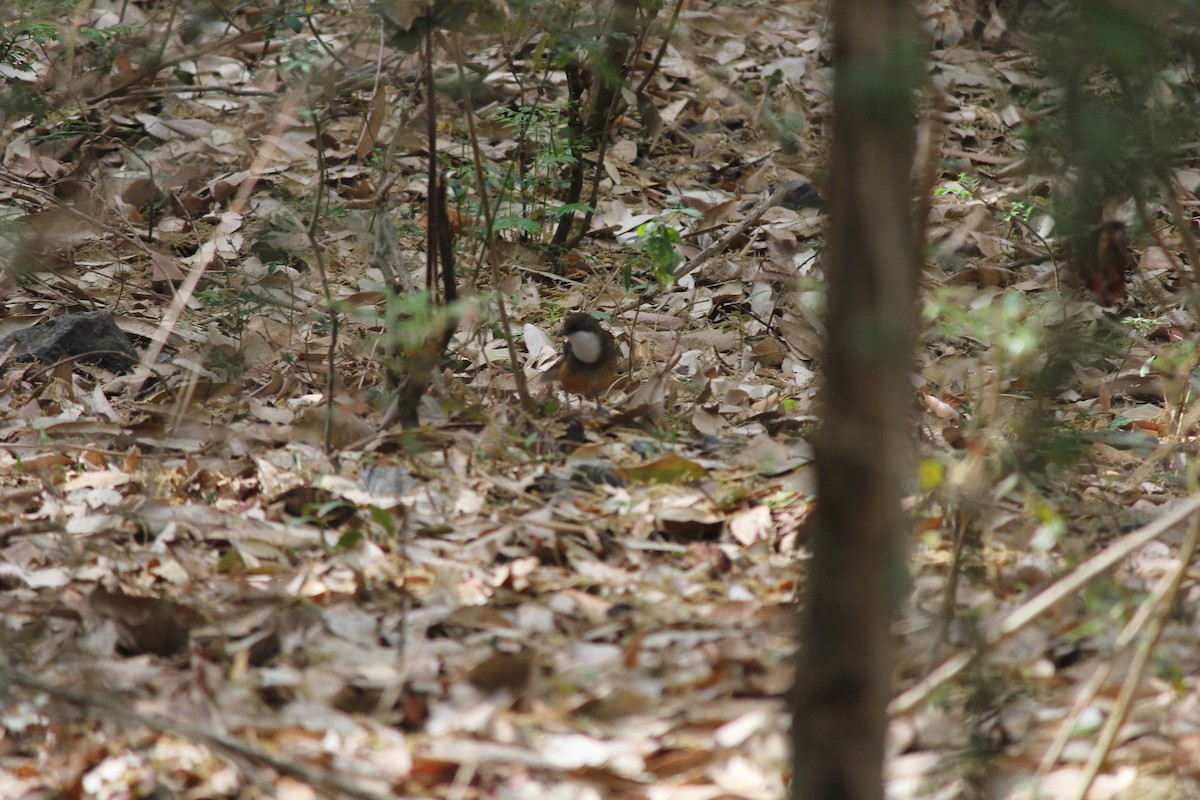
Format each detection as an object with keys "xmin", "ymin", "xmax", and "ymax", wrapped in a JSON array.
[
  {"xmin": 369, "ymin": 506, "xmax": 396, "ymax": 536},
  {"xmin": 494, "ymin": 216, "xmax": 541, "ymax": 236},
  {"xmin": 335, "ymin": 529, "xmax": 364, "ymax": 550}
]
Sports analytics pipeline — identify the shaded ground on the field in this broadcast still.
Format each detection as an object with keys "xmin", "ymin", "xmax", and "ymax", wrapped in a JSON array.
[{"xmin": 3, "ymin": 1, "xmax": 1200, "ymax": 798}]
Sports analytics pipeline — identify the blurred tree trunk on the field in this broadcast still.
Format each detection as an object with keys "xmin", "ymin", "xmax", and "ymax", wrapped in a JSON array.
[{"xmin": 790, "ymin": 0, "xmax": 921, "ymax": 798}]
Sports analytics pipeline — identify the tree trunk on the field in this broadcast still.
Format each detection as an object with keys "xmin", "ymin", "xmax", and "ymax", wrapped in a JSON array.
[{"xmin": 791, "ymin": 1, "xmax": 921, "ymax": 798}]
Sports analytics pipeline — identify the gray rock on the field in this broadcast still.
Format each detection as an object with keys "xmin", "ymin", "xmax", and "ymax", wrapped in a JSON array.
[{"xmin": 0, "ymin": 310, "xmax": 139, "ymax": 371}]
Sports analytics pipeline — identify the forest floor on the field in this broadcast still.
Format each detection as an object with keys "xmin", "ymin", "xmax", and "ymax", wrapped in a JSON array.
[{"xmin": 3, "ymin": 1, "xmax": 1200, "ymax": 798}]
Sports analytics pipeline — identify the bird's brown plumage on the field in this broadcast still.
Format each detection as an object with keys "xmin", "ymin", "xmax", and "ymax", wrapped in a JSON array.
[
  {"xmin": 554, "ymin": 312, "xmax": 619, "ymax": 403},
  {"xmin": 1077, "ymin": 220, "xmax": 1131, "ymax": 305}
]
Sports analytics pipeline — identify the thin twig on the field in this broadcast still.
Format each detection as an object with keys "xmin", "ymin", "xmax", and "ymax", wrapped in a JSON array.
[
  {"xmin": 0, "ymin": 520, "xmax": 66, "ymax": 547},
  {"xmin": 20, "ymin": 350, "xmax": 142, "ymax": 382},
  {"xmin": 562, "ymin": 0, "xmax": 643, "ymax": 249},
  {"xmin": 960, "ymin": 181, "xmax": 1060, "ymax": 289},
  {"xmin": 119, "ymin": 85, "xmax": 279, "ymax": 98},
  {"xmin": 130, "ymin": 90, "xmax": 306, "ymax": 395},
  {"xmin": 1161, "ymin": 178, "xmax": 1200, "ymax": 295},
  {"xmin": 674, "ymin": 180, "xmax": 808, "ymax": 284},
  {"xmin": 617, "ymin": 180, "xmax": 806, "ymax": 316},
  {"xmin": 1069, "ymin": 497, "xmax": 1200, "ymax": 800},
  {"xmin": 1132, "ymin": 187, "xmax": 1193, "ymax": 294},
  {"xmin": 633, "ymin": 0, "xmax": 684, "ymax": 99},
  {"xmin": 0, "ymin": 170, "xmax": 172, "ymax": 279},
  {"xmin": 924, "ymin": 511, "xmax": 972, "ymax": 676},
  {"xmin": 91, "ymin": 28, "xmax": 267, "ymax": 104},
  {"xmin": 306, "ymin": 103, "xmax": 338, "ymax": 455},
  {"xmin": 1035, "ymin": 544, "xmax": 1175, "ymax": 779},
  {"xmin": 451, "ymin": 35, "xmax": 535, "ymax": 414},
  {"xmin": 0, "ymin": 668, "xmax": 401, "ymax": 800},
  {"xmin": 889, "ymin": 492, "xmax": 1200, "ymax": 717}
]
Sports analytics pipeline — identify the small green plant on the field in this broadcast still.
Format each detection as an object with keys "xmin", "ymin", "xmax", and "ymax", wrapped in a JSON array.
[
  {"xmin": 77, "ymin": 22, "xmax": 137, "ymax": 47},
  {"xmin": 0, "ymin": 20, "xmax": 55, "ymax": 71},
  {"xmin": 198, "ymin": 285, "xmax": 269, "ymax": 331},
  {"xmin": 937, "ymin": 172, "xmax": 1050, "ymax": 253},
  {"xmin": 487, "ymin": 102, "xmax": 594, "ymax": 241},
  {"xmin": 492, "ymin": 103, "xmax": 581, "ymax": 176},
  {"xmin": 934, "ymin": 172, "xmax": 982, "ymax": 199},
  {"xmin": 279, "ymin": 37, "xmax": 323, "ymax": 74},
  {"xmin": 2, "ymin": 3, "xmax": 151, "ymax": 117},
  {"xmin": 626, "ymin": 200, "xmax": 700, "ymax": 289},
  {"xmin": 1121, "ymin": 314, "xmax": 1161, "ymax": 339},
  {"xmin": 1002, "ymin": 200, "xmax": 1034, "ymax": 224},
  {"xmin": 634, "ymin": 220, "xmax": 682, "ymax": 277},
  {"xmin": 382, "ymin": 291, "xmax": 473, "ymax": 352},
  {"xmin": 924, "ymin": 285, "xmax": 1042, "ymax": 367},
  {"xmin": 541, "ymin": 304, "xmax": 566, "ymax": 330}
]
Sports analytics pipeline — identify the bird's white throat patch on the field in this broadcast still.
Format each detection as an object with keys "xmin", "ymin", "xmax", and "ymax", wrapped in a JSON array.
[{"xmin": 567, "ymin": 330, "xmax": 602, "ymax": 364}]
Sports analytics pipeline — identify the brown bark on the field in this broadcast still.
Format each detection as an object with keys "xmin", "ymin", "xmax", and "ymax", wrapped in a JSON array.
[{"xmin": 790, "ymin": 1, "xmax": 921, "ymax": 798}]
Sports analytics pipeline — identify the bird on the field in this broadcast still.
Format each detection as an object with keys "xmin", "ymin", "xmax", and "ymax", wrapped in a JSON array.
[
  {"xmin": 543, "ymin": 312, "xmax": 620, "ymax": 410},
  {"xmin": 1077, "ymin": 220, "xmax": 1132, "ymax": 305}
]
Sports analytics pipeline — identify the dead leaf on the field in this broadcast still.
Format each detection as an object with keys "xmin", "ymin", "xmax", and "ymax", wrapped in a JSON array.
[{"xmin": 90, "ymin": 588, "xmax": 191, "ymax": 657}]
